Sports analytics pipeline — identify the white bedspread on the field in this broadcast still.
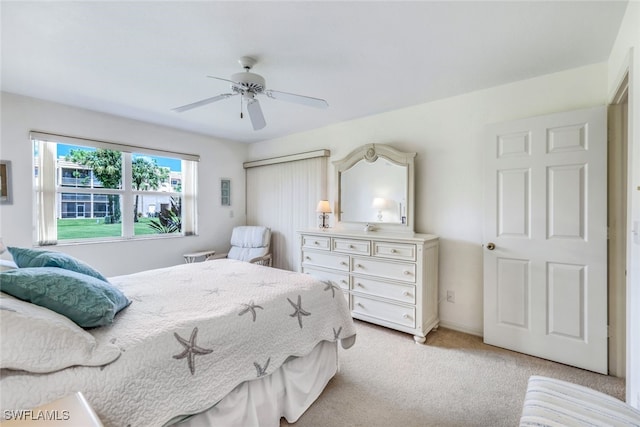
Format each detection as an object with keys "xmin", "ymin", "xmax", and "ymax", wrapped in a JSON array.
[{"xmin": 0, "ymin": 259, "xmax": 356, "ymax": 427}]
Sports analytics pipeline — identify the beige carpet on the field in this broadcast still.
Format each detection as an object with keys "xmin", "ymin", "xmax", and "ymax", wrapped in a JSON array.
[{"xmin": 282, "ymin": 320, "xmax": 625, "ymax": 427}]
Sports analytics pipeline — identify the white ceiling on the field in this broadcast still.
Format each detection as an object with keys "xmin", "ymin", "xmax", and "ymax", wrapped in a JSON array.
[{"xmin": 1, "ymin": 1, "xmax": 628, "ymax": 144}]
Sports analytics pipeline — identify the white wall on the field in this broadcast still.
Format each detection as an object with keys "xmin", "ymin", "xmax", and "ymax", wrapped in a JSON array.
[
  {"xmin": 0, "ymin": 92, "xmax": 248, "ymax": 277},
  {"xmin": 607, "ymin": 1, "xmax": 640, "ymax": 407},
  {"xmin": 248, "ymin": 63, "xmax": 608, "ymax": 336}
]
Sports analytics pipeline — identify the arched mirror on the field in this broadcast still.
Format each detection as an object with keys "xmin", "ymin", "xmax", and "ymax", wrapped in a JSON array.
[{"xmin": 333, "ymin": 144, "xmax": 416, "ymax": 232}]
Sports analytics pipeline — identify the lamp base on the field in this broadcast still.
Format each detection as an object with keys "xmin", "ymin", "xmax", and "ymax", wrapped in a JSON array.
[{"xmin": 318, "ymin": 213, "xmax": 329, "ymax": 229}]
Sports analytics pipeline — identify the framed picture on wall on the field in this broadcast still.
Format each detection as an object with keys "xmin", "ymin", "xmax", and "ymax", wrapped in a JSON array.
[
  {"xmin": 0, "ymin": 160, "xmax": 12, "ymax": 205},
  {"xmin": 220, "ymin": 178, "xmax": 231, "ymax": 206}
]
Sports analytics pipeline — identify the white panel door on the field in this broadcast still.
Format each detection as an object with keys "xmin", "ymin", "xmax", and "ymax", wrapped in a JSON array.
[{"xmin": 483, "ymin": 106, "xmax": 607, "ymax": 374}]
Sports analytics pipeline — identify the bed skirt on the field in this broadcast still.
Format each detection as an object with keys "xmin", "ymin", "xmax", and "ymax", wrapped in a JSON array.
[{"xmin": 171, "ymin": 340, "xmax": 338, "ymax": 427}]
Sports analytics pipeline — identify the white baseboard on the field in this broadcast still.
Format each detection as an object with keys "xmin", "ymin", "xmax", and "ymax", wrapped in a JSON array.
[{"xmin": 438, "ymin": 320, "xmax": 483, "ymax": 337}]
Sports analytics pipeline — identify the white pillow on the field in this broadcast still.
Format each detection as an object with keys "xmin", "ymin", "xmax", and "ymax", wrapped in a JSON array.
[
  {"xmin": 0, "ymin": 259, "xmax": 18, "ymax": 271},
  {"xmin": 0, "ymin": 292, "xmax": 121, "ymax": 373}
]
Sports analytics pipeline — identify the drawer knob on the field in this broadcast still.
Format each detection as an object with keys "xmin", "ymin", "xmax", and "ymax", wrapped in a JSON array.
[
  {"xmin": 403, "ymin": 270, "xmax": 412, "ymax": 275},
  {"xmin": 356, "ymin": 282, "xmax": 363, "ymax": 287},
  {"xmin": 349, "ymin": 244, "xmax": 354, "ymax": 249},
  {"xmin": 340, "ymin": 261, "xmax": 348, "ymax": 266},
  {"xmin": 356, "ymin": 264, "xmax": 364, "ymax": 269},
  {"xmin": 402, "ymin": 291, "xmax": 411, "ymax": 296},
  {"xmin": 402, "ymin": 314, "xmax": 411, "ymax": 319},
  {"xmin": 341, "ymin": 280, "xmax": 347, "ymax": 284},
  {"xmin": 391, "ymin": 249, "xmax": 397, "ymax": 253},
  {"xmin": 356, "ymin": 302, "xmax": 364, "ymax": 308},
  {"xmin": 314, "ymin": 241, "xmax": 319, "ymax": 245},
  {"xmin": 305, "ymin": 256, "xmax": 311, "ymax": 260}
]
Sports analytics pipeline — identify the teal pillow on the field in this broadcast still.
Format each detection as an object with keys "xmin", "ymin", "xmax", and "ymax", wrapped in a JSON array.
[
  {"xmin": 8, "ymin": 247, "xmax": 108, "ymax": 282},
  {"xmin": 0, "ymin": 267, "xmax": 130, "ymax": 328}
]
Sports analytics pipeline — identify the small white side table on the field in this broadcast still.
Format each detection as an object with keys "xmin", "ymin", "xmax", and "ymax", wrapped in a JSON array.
[{"xmin": 183, "ymin": 249, "xmax": 216, "ymax": 263}]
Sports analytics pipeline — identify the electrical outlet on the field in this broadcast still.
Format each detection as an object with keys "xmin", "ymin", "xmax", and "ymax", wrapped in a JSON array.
[{"xmin": 446, "ymin": 290, "xmax": 455, "ymax": 303}]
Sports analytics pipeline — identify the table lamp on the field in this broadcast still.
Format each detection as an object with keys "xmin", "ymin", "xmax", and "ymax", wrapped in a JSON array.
[{"xmin": 316, "ymin": 200, "xmax": 332, "ymax": 229}]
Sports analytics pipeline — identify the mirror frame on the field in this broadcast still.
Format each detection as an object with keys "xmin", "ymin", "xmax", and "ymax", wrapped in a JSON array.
[{"xmin": 333, "ymin": 144, "xmax": 416, "ymax": 232}]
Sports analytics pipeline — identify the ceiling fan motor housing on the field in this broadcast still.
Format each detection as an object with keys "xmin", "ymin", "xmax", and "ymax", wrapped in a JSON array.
[{"xmin": 231, "ymin": 72, "xmax": 265, "ymax": 94}]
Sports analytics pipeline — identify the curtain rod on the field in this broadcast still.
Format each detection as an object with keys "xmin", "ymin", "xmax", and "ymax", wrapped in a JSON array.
[
  {"xmin": 243, "ymin": 149, "xmax": 330, "ymax": 169},
  {"xmin": 30, "ymin": 131, "xmax": 200, "ymax": 162}
]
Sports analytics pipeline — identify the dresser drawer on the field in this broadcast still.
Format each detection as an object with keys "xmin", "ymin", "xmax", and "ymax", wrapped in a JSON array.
[
  {"xmin": 352, "ymin": 257, "xmax": 416, "ymax": 283},
  {"xmin": 303, "ymin": 267, "xmax": 349, "ymax": 290},
  {"xmin": 352, "ymin": 294, "xmax": 416, "ymax": 328},
  {"xmin": 302, "ymin": 251, "xmax": 350, "ymax": 271},
  {"xmin": 351, "ymin": 276, "xmax": 415, "ymax": 304},
  {"xmin": 373, "ymin": 241, "xmax": 416, "ymax": 261},
  {"xmin": 332, "ymin": 238, "xmax": 371, "ymax": 256},
  {"xmin": 302, "ymin": 235, "xmax": 331, "ymax": 251}
]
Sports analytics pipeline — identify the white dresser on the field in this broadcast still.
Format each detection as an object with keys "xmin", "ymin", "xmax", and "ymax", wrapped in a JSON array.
[{"xmin": 300, "ymin": 229, "xmax": 439, "ymax": 343}]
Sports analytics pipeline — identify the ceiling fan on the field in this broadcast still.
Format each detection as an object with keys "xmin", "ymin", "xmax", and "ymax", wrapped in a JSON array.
[{"xmin": 172, "ymin": 56, "xmax": 329, "ymax": 130}]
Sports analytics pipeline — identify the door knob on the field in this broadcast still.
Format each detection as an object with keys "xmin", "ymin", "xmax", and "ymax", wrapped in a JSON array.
[{"xmin": 486, "ymin": 242, "xmax": 496, "ymax": 250}]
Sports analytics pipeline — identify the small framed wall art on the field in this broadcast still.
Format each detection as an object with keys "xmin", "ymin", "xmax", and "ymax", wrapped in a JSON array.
[
  {"xmin": 220, "ymin": 178, "xmax": 231, "ymax": 206},
  {"xmin": 0, "ymin": 160, "xmax": 12, "ymax": 205}
]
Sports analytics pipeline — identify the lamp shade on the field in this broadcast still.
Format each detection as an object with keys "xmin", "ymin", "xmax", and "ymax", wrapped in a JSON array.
[
  {"xmin": 316, "ymin": 200, "xmax": 332, "ymax": 213},
  {"xmin": 372, "ymin": 197, "xmax": 387, "ymax": 209}
]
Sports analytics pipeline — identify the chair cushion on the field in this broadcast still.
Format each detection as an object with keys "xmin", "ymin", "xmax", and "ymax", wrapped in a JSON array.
[
  {"xmin": 230, "ymin": 226, "xmax": 270, "ymax": 248},
  {"xmin": 228, "ymin": 246, "xmax": 268, "ymax": 262}
]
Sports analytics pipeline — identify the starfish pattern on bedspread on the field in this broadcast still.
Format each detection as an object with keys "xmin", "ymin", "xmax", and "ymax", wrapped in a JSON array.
[
  {"xmin": 223, "ymin": 271, "xmax": 247, "ymax": 278},
  {"xmin": 203, "ymin": 288, "xmax": 224, "ymax": 296},
  {"xmin": 254, "ymin": 357, "xmax": 270, "ymax": 377},
  {"xmin": 287, "ymin": 295, "xmax": 311, "ymax": 329},
  {"xmin": 128, "ymin": 294, "xmax": 144, "ymax": 302},
  {"xmin": 333, "ymin": 326, "xmax": 342, "ymax": 340},
  {"xmin": 238, "ymin": 300, "xmax": 264, "ymax": 322},
  {"xmin": 141, "ymin": 305, "xmax": 169, "ymax": 318},
  {"xmin": 255, "ymin": 280, "xmax": 277, "ymax": 288},
  {"xmin": 172, "ymin": 327, "xmax": 213, "ymax": 375},
  {"xmin": 323, "ymin": 281, "xmax": 341, "ymax": 298}
]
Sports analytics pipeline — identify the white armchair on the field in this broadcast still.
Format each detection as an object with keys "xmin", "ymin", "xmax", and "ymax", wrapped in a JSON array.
[{"xmin": 212, "ymin": 226, "xmax": 272, "ymax": 266}]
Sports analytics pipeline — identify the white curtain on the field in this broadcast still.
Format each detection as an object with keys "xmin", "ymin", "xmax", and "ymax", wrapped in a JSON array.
[
  {"xmin": 246, "ymin": 156, "xmax": 327, "ymax": 271},
  {"xmin": 182, "ymin": 160, "xmax": 198, "ymax": 236},
  {"xmin": 36, "ymin": 140, "xmax": 58, "ymax": 245}
]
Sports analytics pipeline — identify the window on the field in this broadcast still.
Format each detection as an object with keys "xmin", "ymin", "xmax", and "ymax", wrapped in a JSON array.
[{"xmin": 32, "ymin": 132, "xmax": 198, "ymax": 245}]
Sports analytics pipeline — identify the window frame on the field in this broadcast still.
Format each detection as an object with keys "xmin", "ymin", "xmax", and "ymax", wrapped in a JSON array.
[{"xmin": 31, "ymin": 132, "xmax": 199, "ymax": 246}]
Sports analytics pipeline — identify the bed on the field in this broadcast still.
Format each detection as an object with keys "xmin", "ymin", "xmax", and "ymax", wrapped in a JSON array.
[{"xmin": 0, "ymin": 258, "xmax": 356, "ymax": 426}]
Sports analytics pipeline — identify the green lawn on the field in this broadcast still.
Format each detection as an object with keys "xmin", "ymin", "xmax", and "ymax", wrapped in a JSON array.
[{"xmin": 57, "ymin": 217, "xmax": 162, "ymax": 240}]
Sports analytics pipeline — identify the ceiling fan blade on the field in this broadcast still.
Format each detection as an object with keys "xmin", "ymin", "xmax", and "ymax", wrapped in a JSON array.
[
  {"xmin": 246, "ymin": 98, "xmax": 266, "ymax": 130},
  {"xmin": 207, "ymin": 75, "xmax": 240, "ymax": 85},
  {"xmin": 265, "ymin": 90, "xmax": 328, "ymax": 108},
  {"xmin": 172, "ymin": 93, "xmax": 235, "ymax": 113}
]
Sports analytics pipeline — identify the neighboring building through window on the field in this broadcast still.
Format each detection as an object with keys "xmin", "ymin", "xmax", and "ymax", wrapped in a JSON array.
[{"xmin": 32, "ymin": 133, "xmax": 198, "ymax": 245}]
